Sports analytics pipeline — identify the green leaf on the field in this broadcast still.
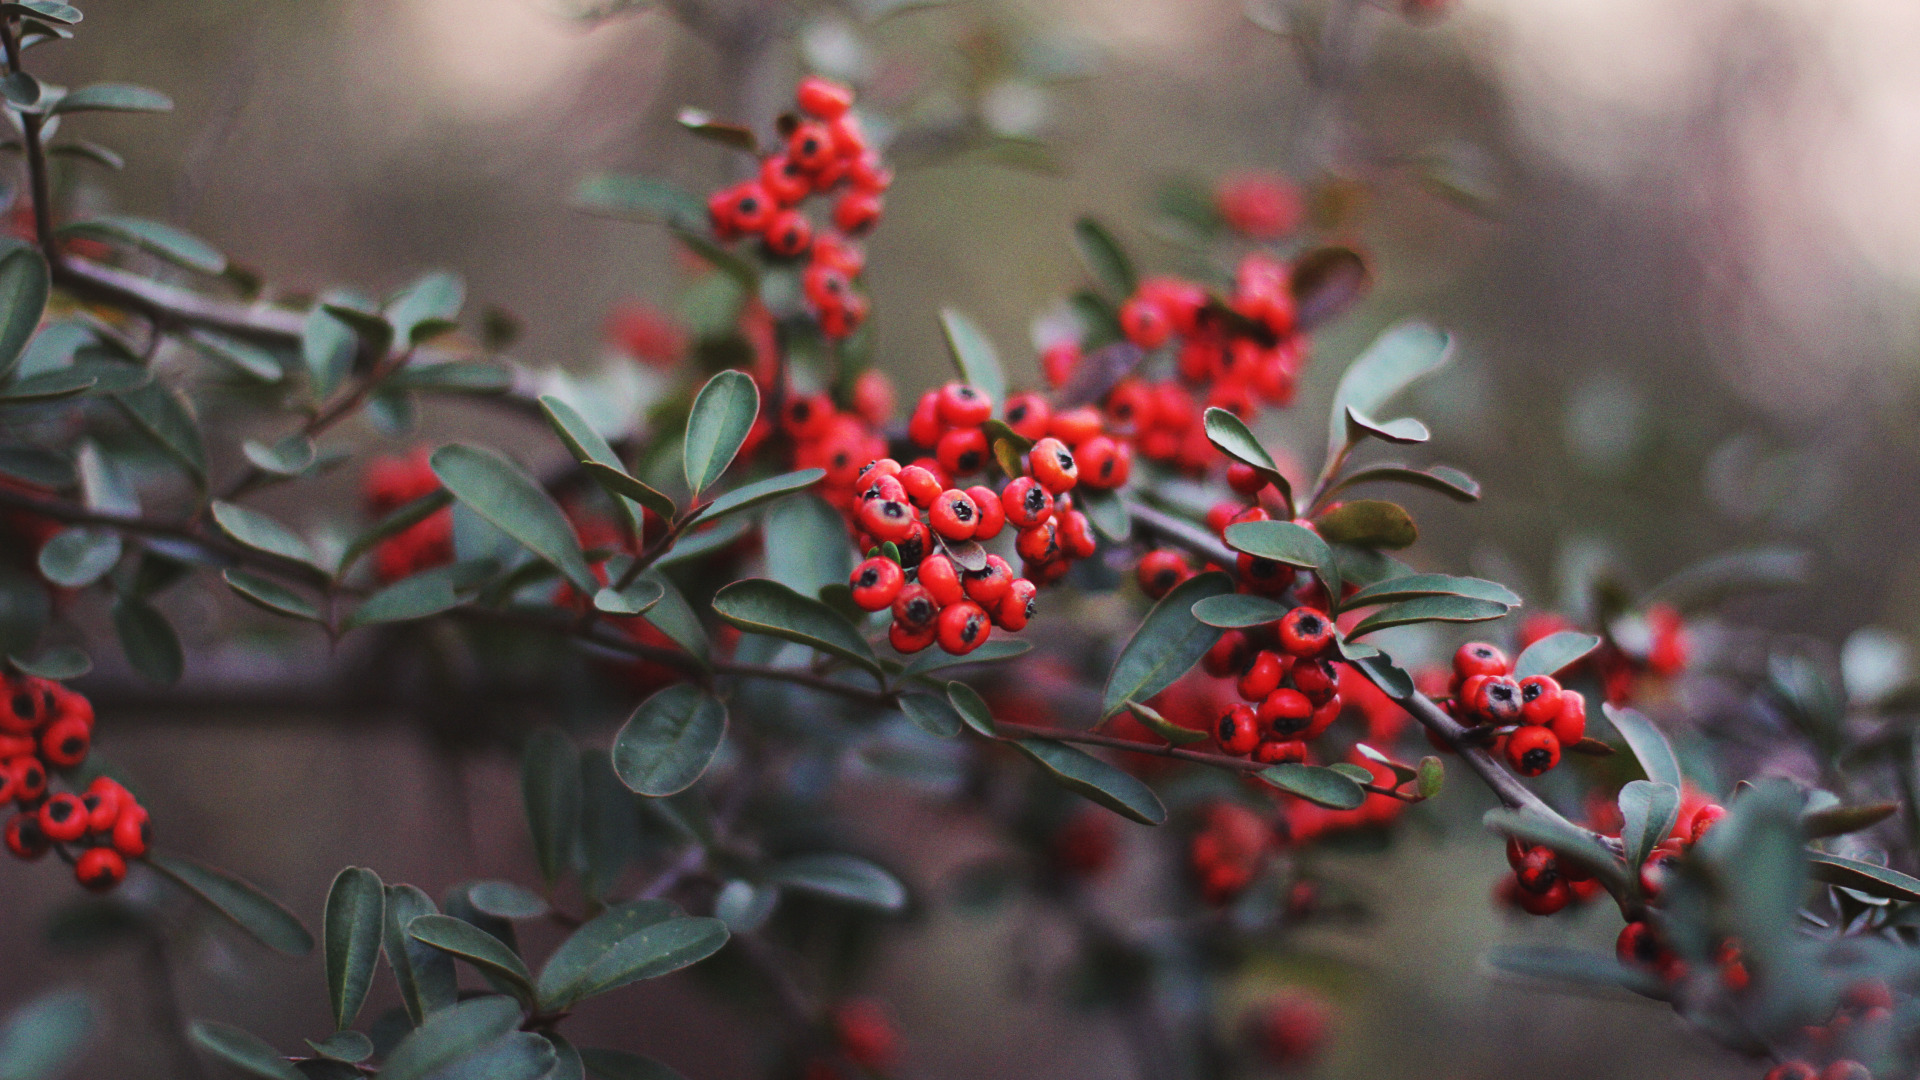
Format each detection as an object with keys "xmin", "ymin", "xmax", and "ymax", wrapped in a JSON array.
[
  {"xmin": 7, "ymin": 645, "xmax": 89, "ymax": 680},
  {"xmin": 339, "ymin": 490, "xmax": 452, "ymax": 576},
  {"xmin": 1222, "ymin": 520, "xmax": 1337, "ymax": 599},
  {"xmin": 240, "ymin": 434, "xmax": 315, "ymax": 476},
  {"xmin": 1011, "ymin": 739, "xmax": 1167, "ymax": 825},
  {"xmin": 1075, "ymin": 485, "xmax": 1130, "ymax": 542},
  {"xmin": 0, "ymin": 990, "xmax": 92, "ymax": 1080},
  {"xmin": 0, "ymin": 368, "xmax": 94, "ymax": 404},
  {"xmin": 710, "ymin": 578, "xmax": 881, "ymax": 677},
  {"xmin": 306, "ymin": 1031, "xmax": 374, "ymax": 1063},
  {"xmin": 0, "ymin": 446, "xmax": 70, "ymax": 487},
  {"xmin": 385, "ymin": 271, "xmax": 465, "ymax": 346},
  {"xmin": 1803, "ymin": 801, "xmax": 1899, "ymax": 839},
  {"xmin": 406, "ymin": 915, "xmax": 536, "ymax": 1005},
  {"xmin": 1290, "ymin": 246, "xmax": 1371, "ymax": 330},
  {"xmin": 384, "ymin": 884, "xmax": 457, "ymax": 1025},
  {"xmin": 767, "ymin": 853, "xmax": 906, "ymax": 911},
  {"xmin": 320, "ymin": 305, "xmax": 394, "ymax": 358},
  {"xmin": 4, "ymin": 2, "xmax": 81, "ymax": 26},
  {"xmin": 594, "ymin": 578, "xmax": 663, "ymax": 617},
  {"xmin": 431, "ymin": 444, "xmax": 597, "ymax": 593},
  {"xmin": 1346, "ymin": 595, "xmax": 1508, "ymax": 639},
  {"xmin": 59, "ymin": 216, "xmax": 221, "ymax": 274},
  {"xmin": 0, "ymin": 246, "xmax": 48, "ymax": 381},
  {"xmin": 1202, "ymin": 408, "xmax": 1290, "ymax": 504},
  {"xmin": 0, "ymin": 71, "xmax": 42, "ymax": 111},
  {"xmin": 466, "ymin": 881, "xmax": 549, "ymax": 921},
  {"xmin": 36, "ymin": 527, "xmax": 119, "ymax": 588},
  {"xmin": 938, "ymin": 307, "xmax": 1005, "ymax": 411},
  {"xmin": 148, "ymin": 853, "xmax": 313, "ymax": 955},
  {"xmin": 1258, "ymin": 763, "xmax": 1366, "ymax": 809},
  {"xmin": 1125, "ymin": 699, "xmax": 1209, "ymax": 745},
  {"xmin": 902, "ymin": 638, "xmax": 1030, "ymax": 677},
  {"xmin": 1342, "ymin": 573, "xmax": 1519, "ymax": 611},
  {"xmin": 1100, "ymin": 571, "xmax": 1233, "ymax": 717},
  {"xmin": 324, "ymin": 867, "xmax": 386, "ymax": 1030},
  {"xmin": 1353, "ymin": 654, "xmax": 1415, "ymax": 699},
  {"xmin": 47, "ymin": 140, "xmax": 124, "ymax": 171},
  {"xmin": 1483, "ymin": 808, "xmax": 1630, "ymax": 895},
  {"xmin": 580, "ymin": 750, "xmax": 640, "ymax": 901},
  {"xmin": 536, "ymin": 903, "xmax": 728, "ymax": 1009},
  {"xmin": 573, "ymin": 173, "xmax": 706, "ymax": 229},
  {"xmin": 111, "ymin": 595, "xmax": 182, "ymax": 685},
  {"xmin": 691, "ymin": 468, "xmax": 825, "ymax": 525},
  {"xmin": 521, "ymin": 729, "xmax": 582, "ymax": 887},
  {"xmin": 1645, "ymin": 546, "xmax": 1810, "ymax": 613},
  {"xmin": 51, "ymin": 83, "xmax": 171, "ymax": 114},
  {"xmin": 211, "ymin": 501, "xmax": 317, "ymax": 568},
  {"xmin": 1326, "ymin": 462, "xmax": 1480, "ymax": 502},
  {"xmin": 1618, "ymin": 780, "xmax": 1681, "ymax": 874},
  {"xmin": 187, "ymin": 1021, "xmax": 301, "ymax": 1080},
  {"xmin": 897, "ymin": 692, "xmax": 962, "ymax": 738},
  {"xmin": 1188, "ymin": 593, "xmax": 1291, "ymax": 629},
  {"xmin": 1483, "ymin": 945, "xmax": 1665, "ymax": 999},
  {"xmin": 1314, "ymin": 500, "xmax": 1418, "ymax": 550},
  {"xmin": 675, "ymin": 107, "xmax": 758, "ymax": 152},
  {"xmin": 1344, "ymin": 408, "xmax": 1430, "ymax": 447},
  {"xmin": 1071, "ymin": 216, "xmax": 1137, "ymax": 298},
  {"xmin": 539, "ymin": 395, "xmax": 670, "ymax": 526},
  {"xmin": 387, "ymin": 360, "xmax": 510, "ymax": 393},
  {"xmin": 345, "ymin": 564, "xmax": 478, "ymax": 629},
  {"xmin": 113, "ymin": 382, "xmax": 206, "ymax": 480},
  {"xmin": 764, "ymin": 494, "xmax": 855, "ymax": 598},
  {"xmin": 1808, "ymin": 852, "xmax": 1920, "ymax": 902},
  {"xmin": 1601, "ymin": 704, "xmax": 1682, "ymax": 789},
  {"xmin": 634, "ymin": 572, "xmax": 708, "ymax": 663},
  {"xmin": 301, "ymin": 304, "xmax": 357, "ymax": 399},
  {"xmin": 1513, "ymin": 631, "xmax": 1602, "ymax": 681},
  {"xmin": 376, "ymin": 996, "xmax": 523, "ymax": 1080},
  {"xmin": 222, "ymin": 569, "xmax": 321, "ymax": 623},
  {"xmin": 1325, "ymin": 321, "xmax": 1452, "ymax": 463},
  {"xmin": 578, "ymin": 1048, "xmax": 688, "ymax": 1080},
  {"xmin": 945, "ymin": 681, "xmax": 998, "ymax": 737},
  {"xmin": 682, "ymin": 370, "xmax": 759, "ymax": 496},
  {"xmin": 612, "ymin": 684, "xmax": 727, "ymax": 797}
]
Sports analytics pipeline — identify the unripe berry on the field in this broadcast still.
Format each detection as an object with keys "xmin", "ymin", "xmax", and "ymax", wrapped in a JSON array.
[
  {"xmin": 1277, "ymin": 607, "xmax": 1334, "ymax": 657},
  {"xmin": 965, "ymin": 485, "xmax": 1005, "ymax": 540},
  {"xmin": 1027, "ymin": 438, "xmax": 1079, "ymax": 493},
  {"xmin": 37, "ymin": 792, "xmax": 88, "ymax": 843},
  {"xmin": 936, "ymin": 601, "xmax": 991, "ymax": 655},
  {"xmin": 1001, "ymin": 477, "xmax": 1053, "ymax": 528},
  {"xmin": 1216, "ymin": 705, "xmax": 1260, "ymax": 755},
  {"xmin": 74, "ymin": 846, "xmax": 126, "ymax": 892},
  {"xmin": 918, "ymin": 554, "xmax": 965, "ymax": 607},
  {"xmin": 1504, "ymin": 725, "xmax": 1560, "ymax": 776},
  {"xmin": 850, "ymin": 557, "xmax": 905, "ymax": 611},
  {"xmin": 1453, "ymin": 642, "xmax": 1510, "ymax": 679}
]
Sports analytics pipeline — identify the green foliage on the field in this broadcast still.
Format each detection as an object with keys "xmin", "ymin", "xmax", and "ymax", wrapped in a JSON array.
[
  {"xmin": 1512, "ymin": 630, "xmax": 1601, "ymax": 680},
  {"xmin": 1258, "ymin": 763, "xmax": 1366, "ymax": 810},
  {"xmin": 1102, "ymin": 570, "xmax": 1232, "ymax": 717},
  {"xmin": 432, "ymin": 444, "xmax": 596, "ymax": 593},
  {"xmin": 938, "ymin": 307, "xmax": 1005, "ymax": 411},
  {"xmin": 0, "ymin": 991, "xmax": 92, "ymax": 1080},
  {"xmin": 766, "ymin": 854, "xmax": 907, "ymax": 911},
  {"xmin": 1071, "ymin": 216, "xmax": 1137, "ymax": 298},
  {"xmin": 682, "ymin": 370, "xmax": 758, "ymax": 496},
  {"xmin": 323, "ymin": 867, "xmax": 386, "ymax": 1030},
  {"xmin": 148, "ymin": 854, "xmax": 314, "ymax": 956},
  {"xmin": 522, "ymin": 730, "xmax": 583, "ymax": 887},
  {"xmin": 1011, "ymin": 739, "xmax": 1167, "ymax": 825},
  {"xmin": 188, "ymin": 1022, "xmax": 301, "ymax": 1080},
  {"xmin": 612, "ymin": 684, "xmax": 727, "ymax": 797},
  {"xmin": 711, "ymin": 578, "xmax": 881, "ymax": 677},
  {"xmin": 407, "ymin": 915, "xmax": 537, "ymax": 1006}
]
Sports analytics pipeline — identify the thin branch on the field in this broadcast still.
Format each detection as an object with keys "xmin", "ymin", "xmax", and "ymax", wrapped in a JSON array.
[
  {"xmin": 0, "ymin": 485, "xmax": 331, "ymax": 587},
  {"xmin": 1126, "ymin": 499, "xmax": 1237, "ymax": 568},
  {"xmin": 1, "ymin": 18, "xmax": 60, "ymax": 266}
]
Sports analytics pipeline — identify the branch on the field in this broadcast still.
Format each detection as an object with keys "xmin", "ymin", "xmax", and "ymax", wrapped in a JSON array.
[
  {"xmin": 53, "ymin": 256, "xmax": 306, "ymax": 340},
  {"xmin": 1126, "ymin": 498, "xmax": 1236, "ymax": 567},
  {"xmin": 0, "ymin": 486, "xmax": 330, "ymax": 588},
  {"xmin": 1, "ymin": 19, "xmax": 59, "ymax": 266}
]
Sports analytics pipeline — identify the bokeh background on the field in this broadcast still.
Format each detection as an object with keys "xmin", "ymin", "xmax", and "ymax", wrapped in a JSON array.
[{"xmin": 7, "ymin": 0, "xmax": 1920, "ymax": 1076}]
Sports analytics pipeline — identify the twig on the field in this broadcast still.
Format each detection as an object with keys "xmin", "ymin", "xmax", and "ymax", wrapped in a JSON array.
[
  {"xmin": 0, "ymin": 485, "xmax": 331, "ymax": 587},
  {"xmin": 1, "ymin": 18, "xmax": 60, "ymax": 266}
]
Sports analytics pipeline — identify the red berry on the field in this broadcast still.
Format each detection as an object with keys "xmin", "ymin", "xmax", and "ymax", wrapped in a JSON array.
[
  {"xmin": 762, "ymin": 209, "xmax": 813, "ymax": 258},
  {"xmin": 1135, "ymin": 550, "xmax": 1191, "ymax": 600},
  {"xmin": 929, "ymin": 489, "xmax": 980, "ymax": 541},
  {"xmin": 1119, "ymin": 296, "xmax": 1172, "ymax": 348},
  {"xmin": 1238, "ymin": 652, "xmax": 1286, "ymax": 702},
  {"xmin": 833, "ymin": 191, "xmax": 883, "ymax": 234},
  {"xmin": 1076, "ymin": 436, "xmax": 1130, "ymax": 489},
  {"xmin": 760, "ymin": 154, "xmax": 812, "ymax": 205},
  {"xmin": 1236, "ymin": 553, "xmax": 1291, "ymax": 595},
  {"xmin": 1014, "ymin": 520, "xmax": 1059, "ymax": 564},
  {"xmin": 858, "ymin": 497, "xmax": 916, "ymax": 543},
  {"xmin": 936, "ymin": 601, "xmax": 992, "ymax": 655},
  {"xmin": 1549, "ymin": 689, "xmax": 1587, "ymax": 748},
  {"xmin": 1762, "ymin": 1065, "xmax": 1817, "ymax": 1080},
  {"xmin": 892, "ymin": 583, "xmax": 939, "ymax": 630},
  {"xmin": 935, "ymin": 427, "xmax": 988, "ymax": 477},
  {"xmin": 783, "ymin": 392, "xmax": 835, "ymax": 440},
  {"xmin": 995, "ymin": 579, "xmax": 1037, "ymax": 631},
  {"xmin": 1216, "ymin": 705, "xmax": 1260, "ymax": 755},
  {"xmin": 1253, "ymin": 739, "xmax": 1307, "ymax": 765},
  {"xmin": 1056, "ymin": 510, "xmax": 1097, "ymax": 560},
  {"xmin": 1517, "ymin": 675, "xmax": 1562, "ymax": 725},
  {"xmin": 1617, "ymin": 921, "xmax": 1659, "ymax": 967},
  {"xmin": 1003, "ymin": 393, "xmax": 1051, "ymax": 441},
  {"xmin": 852, "ymin": 370, "xmax": 894, "ymax": 427},
  {"xmin": 1512, "ymin": 874, "xmax": 1570, "ymax": 915},
  {"xmin": 896, "ymin": 521, "xmax": 931, "ymax": 569},
  {"xmin": 1515, "ymin": 848, "xmax": 1558, "ymax": 894},
  {"xmin": 37, "ymin": 792, "xmax": 88, "ymax": 843},
  {"xmin": 75, "ymin": 846, "xmax": 125, "ymax": 892},
  {"xmin": 962, "ymin": 555, "xmax": 1014, "ymax": 608},
  {"xmin": 860, "ymin": 472, "xmax": 907, "ymax": 506},
  {"xmin": 1475, "ymin": 676, "xmax": 1523, "ymax": 724},
  {"xmin": 796, "ymin": 75, "xmax": 854, "ymax": 120},
  {"xmin": 802, "ymin": 263, "xmax": 854, "ymax": 312},
  {"xmin": 112, "ymin": 803, "xmax": 150, "ymax": 859},
  {"xmin": 936, "ymin": 382, "xmax": 993, "ymax": 427},
  {"xmin": 898, "ymin": 464, "xmax": 943, "ymax": 508},
  {"xmin": 906, "ymin": 392, "xmax": 945, "ymax": 447},
  {"xmin": 719, "ymin": 181, "xmax": 775, "ymax": 233},
  {"xmin": 1291, "ymin": 659, "xmax": 1336, "ymax": 701},
  {"xmin": 82, "ymin": 786, "xmax": 122, "ymax": 833},
  {"xmin": 888, "ymin": 619, "xmax": 937, "ymax": 654},
  {"xmin": 1453, "ymin": 642, "xmax": 1510, "ymax": 679},
  {"xmin": 788, "ymin": 120, "xmax": 836, "ymax": 172},
  {"xmin": 1042, "ymin": 341, "xmax": 1081, "ymax": 387},
  {"xmin": 1001, "ymin": 477, "xmax": 1053, "ymax": 528},
  {"xmin": 847, "ymin": 152, "xmax": 893, "ymax": 194},
  {"xmin": 1504, "ymin": 726, "xmax": 1560, "ymax": 777},
  {"xmin": 4, "ymin": 811, "xmax": 47, "ymax": 860},
  {"xmin": 1259, "ymin": 689, "xmax": 1314, "ymax": 738},
  {"xmin": 918, "ymin": 553, "xmax": 965, "ymax": 607},
  {"xmin": 1049, "ymin": 406, "xmax": 1104, "ymax": 447},
  {"xmin": 965, "ymin": 485, "xmax": 1005, "ymax": 540},
  {"xmin": 1277, "ymin": 607, "xmax": 1334, "ymax": 657},
  {"xmin": 1690, "ymin": 803, "xmax": 1726, "ymax": 845},
  {"xmin": 1028, "ymin": 438, "xmax": 1078, "ymax": 493},
  {"xmin": 1204, "ymin": 630, "xmax": 1249, "ymax": 678},
  {"xmin": 850, "ymin": 557, "xmax": 905, "ymax": 611},
  {"xmin": 1304, "ymin": 697, "xmax": 1341, "ymax": 739}
]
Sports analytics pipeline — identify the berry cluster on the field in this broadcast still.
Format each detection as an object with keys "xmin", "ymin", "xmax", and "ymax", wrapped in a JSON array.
[
  {"xmin": 1761, "ymin": 982, "xmax": 1893, "ymax": 1079},
  {"xmin": 1495, "ymin": 836, "xmax": 1606, "ymax": 916},
  {"xmin": 705, "ymin": 76, "xmax": 888, "ymax": 340},
  {"xmin": 1438, "ymin": 642, "xmax": 1587, "ymax": 778},
  {"xmin": 363, "ymin": 448, "xmax": 453, "ymax": 584},
  {"xmin": 1045, "ymin": 251, "xmax": 1310, "ymax": 474},
  {"xmin": 800, "ymin": 999, "xmax": 899, "ymax": 1080},
  {"xmin": 1203, "ymin": 606, "xmax": 1344, "ymax": 766},
  {"xmin": 0, "ymin": 673, "xmax": 148, "ymax": 891},
  {"xmin": 1188, "ymin": 800, "xmax": 1273, "ymax": 904}
]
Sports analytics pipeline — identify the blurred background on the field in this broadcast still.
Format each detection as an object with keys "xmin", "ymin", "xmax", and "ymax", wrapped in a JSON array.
[{"xmin": 7, "ymin": 0, "xmax": 1920, "ymax": 1076}]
